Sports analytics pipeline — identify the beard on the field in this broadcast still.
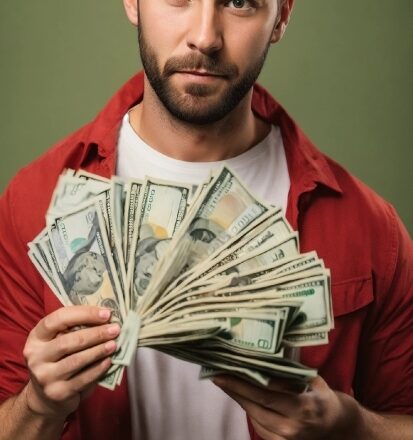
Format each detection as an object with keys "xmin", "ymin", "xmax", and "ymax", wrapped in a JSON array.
[{"xmin": 137, "ymin": 23, "xmax": 271, "ymax": 126}]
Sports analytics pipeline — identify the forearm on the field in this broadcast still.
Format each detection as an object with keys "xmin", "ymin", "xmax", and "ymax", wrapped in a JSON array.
[
  {"xmin": 358, "ymin": 410, "xmax": 413, "ymax": 440},
  {"xmin": 0, "ymin": 384, "xmax": 66, "ymax": 440},
  {"xmin": 338, "ymin": 392, "xmax": 413, "ymax": 440}
]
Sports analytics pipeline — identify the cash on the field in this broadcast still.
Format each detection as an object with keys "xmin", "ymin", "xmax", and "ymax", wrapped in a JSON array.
[{"xmin": 28, "ymin": 166, "xmax": 334, "ymax": 391}]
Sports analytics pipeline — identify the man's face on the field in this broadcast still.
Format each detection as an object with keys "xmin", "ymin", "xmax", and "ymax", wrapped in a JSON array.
[{"xmin": 137, "ymin": 0, "xmax": 280, "ymax": 125}]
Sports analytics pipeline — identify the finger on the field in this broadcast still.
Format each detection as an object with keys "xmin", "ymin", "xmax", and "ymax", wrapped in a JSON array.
[
  {"xmin": 223, "ymin": 389, "xmax": 296, "ymax": 439},
  {"xmin": 54, "ymin": 340, "xmax": 117, "ymax": 380},
  {"xmin": 267, "ymin": 377, "xmax": 311, "ymax": 394},
  {"xmin": 34, "ymin": 306, "xmax": 112, "ymax": 341},
  {"xmin": 250, "ymin": 416, "xmax": 287, "ymax": 440},
  {"xmin": 43, "ymin": 357, "xmax": 112, "ymax": 403},
  {"xmin": 44, "ymin": 323, "xmax": 120, "ymax": 362},
  {"xmin": 67, "ymin": 357, "xmax": 113, "ymax": 394},
  {"xmin": 214, "ymin": 375, "xmax": 301, "ymax": 417}
]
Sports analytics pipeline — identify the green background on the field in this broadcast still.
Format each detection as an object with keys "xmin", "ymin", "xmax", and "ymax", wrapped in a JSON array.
[{"xmin": 1, "ymin": 1, "xmax": 412, "ymax": 234}]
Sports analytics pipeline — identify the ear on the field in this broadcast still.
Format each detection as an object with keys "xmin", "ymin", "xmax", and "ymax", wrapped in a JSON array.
[
  {"xmin": 270, "ymin": 0, "xmax": 295, "ymax": 44},
  {"xmin": 123, "ymin": 0, "xmax": 139, "ymax": 26}
]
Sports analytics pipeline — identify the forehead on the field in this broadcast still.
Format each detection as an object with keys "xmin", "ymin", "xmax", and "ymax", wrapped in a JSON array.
[{"xmin": 74, "ymin": 252, "xmax": 97, "ymax": 268}]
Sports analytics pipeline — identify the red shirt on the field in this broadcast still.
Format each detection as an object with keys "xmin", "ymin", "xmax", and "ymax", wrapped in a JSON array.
[{"xmin": 1, "ymin": 71, "xmax": 412, "ymax": 440}]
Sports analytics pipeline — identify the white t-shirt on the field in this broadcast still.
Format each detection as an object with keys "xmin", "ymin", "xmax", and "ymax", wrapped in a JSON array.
[{"xmin": 116, "ymin": 112, "xmax": 290, "ymax": 440}]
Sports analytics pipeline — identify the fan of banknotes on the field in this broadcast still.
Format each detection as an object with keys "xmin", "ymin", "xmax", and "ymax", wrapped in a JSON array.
[{"xmin": 28, "ymin": 166, "xmax": 333, "ymax": 391}]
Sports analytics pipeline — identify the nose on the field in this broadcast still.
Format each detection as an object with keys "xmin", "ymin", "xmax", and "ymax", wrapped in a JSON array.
[
  {"xmin": 186, "ymin": 2, "xmax": 223, "ymax": 55},
  {"xmin": 87, "ymin": 269, "xmax": 102, "ymax": 287}
]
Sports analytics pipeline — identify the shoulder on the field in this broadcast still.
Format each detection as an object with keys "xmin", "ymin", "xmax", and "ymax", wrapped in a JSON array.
[{"xmin": 1, "ymin": 122, "xmax": 94, "ymax": 245}]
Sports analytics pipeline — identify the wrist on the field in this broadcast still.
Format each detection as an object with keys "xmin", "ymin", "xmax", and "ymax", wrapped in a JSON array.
[
  {"xmin": 333, "ymin": 392, "xmax": 370, "ymax": 440},
  {"xmin": 24, "ymin": 381, "xmax": 69, "ymax": 425}
]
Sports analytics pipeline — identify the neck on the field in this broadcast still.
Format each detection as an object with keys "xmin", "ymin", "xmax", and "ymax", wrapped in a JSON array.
[{"xmin": 128, "ymin": 76, "xmax": 270, "ymax": 162}]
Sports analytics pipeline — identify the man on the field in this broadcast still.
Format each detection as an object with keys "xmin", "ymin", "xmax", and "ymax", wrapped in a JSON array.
[
  {"xmin": 0, "ymin": 1, "xmax": 412, "ymax": 439},
  {"xmin": 134, "ymin": 236, "xmax": 170, "ymax": 296}
]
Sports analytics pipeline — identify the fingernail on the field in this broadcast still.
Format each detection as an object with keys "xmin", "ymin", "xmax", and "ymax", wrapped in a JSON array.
[
  {"xmin": 105, "ymin": 340, "xmax": 117, "ymax": 353},
  {"xmin": 107, "ymin": 324, "xmax": 120, "ymax": 336},
  {"xmin": 99, "ymin": 309, "xmax": 111, "ymax": 320}
]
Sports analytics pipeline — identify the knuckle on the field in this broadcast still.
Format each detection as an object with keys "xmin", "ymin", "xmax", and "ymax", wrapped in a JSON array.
[
  {"xmin": 300, "ymin": 397, "xmax": 318, "ymax": 421},
  {"xmin": 64, "ymin": 353, "xmax": 83, "ymax": 373},
  {"xmin": 99, "ymin": 326, "xmax": 110, "ymax": 340},
  {"xmin": 43, "ymin": 313, "xmax": 56, "ymax": 333},
  {"xmin": 23, "ymin": 343, "xmax": 34, "ymax": 362},
  {"xmin": 44, "ymin": 382, "xmax": 69, "ymax": 402},
  {"xmin": 56, "ymin": 336, "xmax": 71, "ymax": 355},
  {"xmin": 257, "ymin": 392, "xmax": 273, "ymax": 408},
  {"xmin": 26, "ymin": 354, "xmax": 39, "ymax": 373},
  {"xmin": 33, "ymin": 366, "xmax": 49, "ymax": 387},
  {"xmin": 74, "ymin": 332, "xmax": 86, "ymax": 348},
  {"xmin": 301, "ymin": 403, "xmax": 314, "ymax": 420},
  {"xmin": 278, "ymin": 423, "xmax": 296, "ymax": 439}
]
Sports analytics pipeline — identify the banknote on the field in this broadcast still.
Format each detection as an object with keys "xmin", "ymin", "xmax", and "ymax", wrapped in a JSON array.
[
  {"xmin": 127, "ymin": 178, "xmax": 191, "ymax": 309},
  {"xmin": 47, "ymin": 201, "xmax": 126, "ymax": 319},
  {"xmin": 29, "ymin": 166, "xmax": 334, "ymax": 390},
  {"xmin": 158, "ymin": 209, "xmax": 288, "ymax": 297},
  {"xmin": 123, "ymin": 179, "xmax": 144, "ymax": 266},
  {"xmin": 139, "ymin": 167, "xmax": 272, "ymax": 314},
  {"xmin": 47, "ymin": 173, "xmax": 109, "ymax": 223}
]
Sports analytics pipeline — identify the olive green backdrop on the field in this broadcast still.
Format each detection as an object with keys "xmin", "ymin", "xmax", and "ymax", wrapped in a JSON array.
[{"xmin": 1, "ymin": 1, "xmax": 412, "ymax": 234}]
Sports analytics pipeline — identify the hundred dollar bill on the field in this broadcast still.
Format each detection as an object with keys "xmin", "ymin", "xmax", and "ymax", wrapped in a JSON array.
[
  {"xmin": 47, "ymin": 173, "xmax": 110, "ymax": 223},
  {"xmin": 98, "ymin": 365, "xmax": 123, "ymax": 391},
  {"xmin": 167, "ymin": 347, "xmax": 272, "ymax": 387},
  {"xmin": 139, "ymin": 319, "xmax": 230, "ymax": 346},
  {"xmin": 127, "ymin": 178, "xmax": 191, "ymax": 308},
  {"xmin": 94, "ymin": 191, "xmax": 128, "ymax": 309},
  {"xmin": 139, "ymin": 167, "xmax": 272, "ymax": 314},
  {"xmin": 28, "ymin": 229, "xmax": 56, "ymax": 286},
  {"xmin": 215, "ymin": 311, "xmax": 284, "ymax": 354},
  {"xmin": 111, "ymin": 310, "xmax": 141, "ymax": 366},
  {"xmin": 255, "ymin": 251, "xmax": 323, "ymax": 282},
  {"xmin": 163, "ymin": 343, "xmax": 316, "ymax": 384},
  {"xmin": 123, "ymin": 179, "xmax": 144, "ymax": 265},
  {"xmin": 156, "ymin": 272, "xmax": 332, "ymax": 336},
  {"xmin": 28, "ymin": 246, "xmax": 65, "ymax": 304},
  {"xmin": 161, "ymin": 209, "xmax": 292, "ymax": 297},
  {"xmin": 187, "ymin": 233, "xmax": 299, "ymax": 289},
  {"xmin": 284, "ymin": 331, "xmax": 329, "ymax": 347},
  {"xmin": 199, "ymin": 365, "xmax": 271, "ymax": 387},
  {"xmin": 75, "ymin": 169, "xmax": 111, "ymax": 183},
  {"xmin": 188, "ymin": 346, "xmax": 318, "ymax": 380},
  {"xmin": 111, "ymin": 177, "xmax": 126, "ymax": 246},
  {"xmin": 47, "ymin": 201, "xmax": 126, "ymax": 320},
  {"xmin": 36, "ymin": 233, "xmax": 74, "ymax": 305},
  {"xmin": 143, "ymin": 256, "xmax": 307, "ymax": 319}
]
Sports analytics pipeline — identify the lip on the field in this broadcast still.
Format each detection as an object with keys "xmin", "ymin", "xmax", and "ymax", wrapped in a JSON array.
[
  {"xmin": 175, "ymin": 70, "xmax": 228, "ymax": 82},
  {"xmin": 178, "ymin": 70, "xmax": 225, "ymax": 77},
  {"xmin": 174, "ymin": 70, "xmax": 227, "ymax": 85}
]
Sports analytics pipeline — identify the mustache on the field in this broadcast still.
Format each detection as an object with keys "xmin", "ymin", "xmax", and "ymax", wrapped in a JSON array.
[{"xmin": 163, "ymin": 54, "xmax": 239, "ymax": 78}]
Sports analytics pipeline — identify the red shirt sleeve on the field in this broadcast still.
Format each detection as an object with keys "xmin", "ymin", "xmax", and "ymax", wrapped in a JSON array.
[
  {"xmin": 0, "ymin": 181, "xmax": 45, "ymax": 402},
  {"xmin": 354, "ymin": 205, "xmax": 413, "ymax": 414}
]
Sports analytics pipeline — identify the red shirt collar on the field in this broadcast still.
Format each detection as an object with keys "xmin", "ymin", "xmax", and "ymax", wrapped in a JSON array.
[{"xmin": 80, "ymin": 71, "xmax": 342, "ymax": 227}]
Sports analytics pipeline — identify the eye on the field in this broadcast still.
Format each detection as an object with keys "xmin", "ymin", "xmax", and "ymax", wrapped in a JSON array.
[
  {"xmin": 225, "ymin": 0, "xmax": 257, "ymax": 16},
  {"xmin": 227, "ymin": 0, "xmax": 252, "ymax": 9}
]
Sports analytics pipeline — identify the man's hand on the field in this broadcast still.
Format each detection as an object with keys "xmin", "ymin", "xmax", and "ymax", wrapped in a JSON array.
[
  {"xmin": 213, "ymin": 375, "xmax": 357, "ymax": 440},
  {"xmin": 23, "ymin": 306, "xmax": 120, "ymax": 421}
]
